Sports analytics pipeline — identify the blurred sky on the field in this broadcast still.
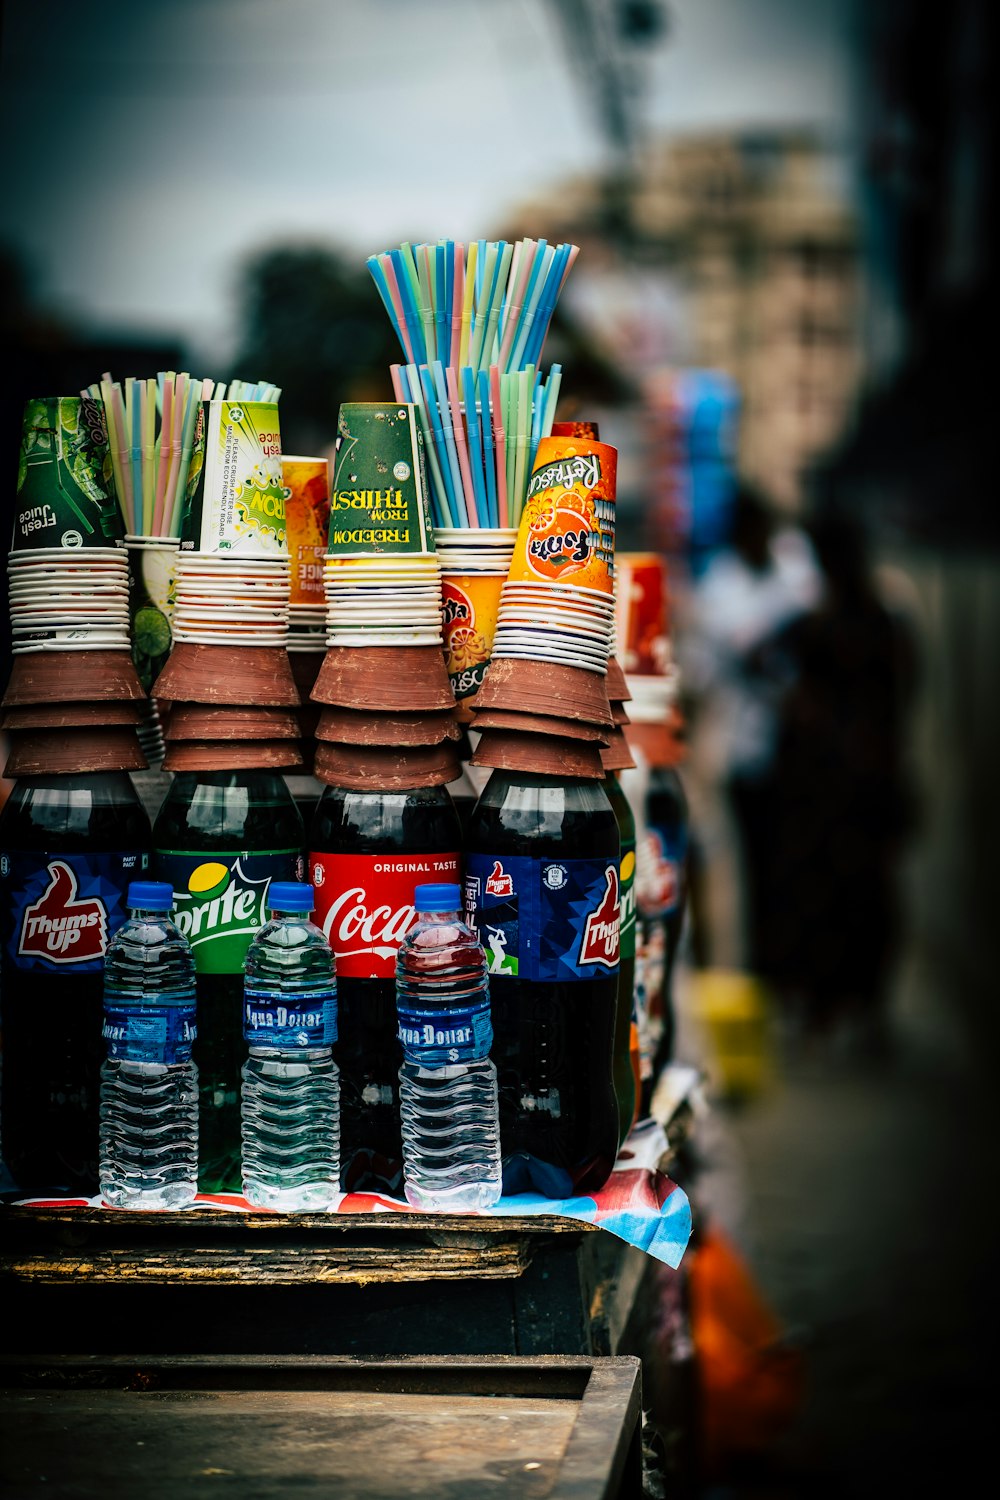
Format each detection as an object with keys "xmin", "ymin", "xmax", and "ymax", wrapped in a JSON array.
[{"xmin": 0, "ymin": 0, "xmax": 856, "ymax": 365}]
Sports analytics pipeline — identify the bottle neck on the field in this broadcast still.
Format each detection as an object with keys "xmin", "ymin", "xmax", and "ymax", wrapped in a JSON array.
[
  {"xmin": 128, "ymin": 907, "xmax": 171, "ymax": 920},
  {"xmin": 415, "ymin": 908, "xmax": 463, "ymax": 924}
]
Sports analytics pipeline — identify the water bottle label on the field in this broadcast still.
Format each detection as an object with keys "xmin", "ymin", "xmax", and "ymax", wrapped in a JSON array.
[
  {"xmin": 465, "ymin": 855, "xmax": 621, "ymax": 981},
  {"xmin": 635, "ymin": 827, "xmax": 687, "ymax": 917},
  {"xmin": 243, "ymin": 985, "xmax": 338, "ymax": 1046},
  {"xmin": 103, "ymin": 1002, "xmax": 197, "ymax": 1064},
  {"xmin": 0, "ymin": 851, "xmax": 146, "ymax": 972},
  {"xmin": 620, "ymin": 837, "xmax": 637, "ymax": 962},
  {"xmin": 397, "ymin": 1001, "xmax": 493, "ymax": 1064},
  {"xmin": 308, "ymin": 850, "xmax": 461, "ymax": 978},
  {"xmin": 154, "ymin": 849, "xmax": 304, "ymax": 974}
]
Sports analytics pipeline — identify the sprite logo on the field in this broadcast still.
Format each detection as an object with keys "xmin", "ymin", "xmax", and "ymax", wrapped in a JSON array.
[{"xmin": 168, "ymin": 857, "xmax": 274, "ymax": 969}]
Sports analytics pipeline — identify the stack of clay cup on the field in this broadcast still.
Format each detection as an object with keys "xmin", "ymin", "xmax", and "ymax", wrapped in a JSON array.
[
  {"xmin": 2, "ymin": 547, "xmax": 148, "ymax": 776},
  {"xmin": 309, "ymin": 403, "xmax": 461, "ymax": 791},
  {"xmin": 600, "ymin": 655, "xmax": 637, "ymax": 774},
  {"xmin": 436, "ymin": 527, "xmax": 518, "ymax": 725},
  {"xmin": 469, "ymin": 428, "xmax": 618, "ymax": 780},
  {"xmin": 151, "ymin": 550, "xmax": 303, "ymax": 772}
]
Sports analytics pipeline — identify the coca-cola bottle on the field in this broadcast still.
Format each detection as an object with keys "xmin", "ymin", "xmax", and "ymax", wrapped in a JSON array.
[
  {"xmin": 0, "ymin": 772, "xmax": 151, "ymax": 1197},
  {"xmin": 465, "ymin": 770, "xmax": 620, "ymax": 1198},
  {"xmin": 308, "ymin": 784, "xmax": 462, "ymax": 1195},
  {"xmin": 604, "ymin": 770, "xmax": 637, "ymax": 1145},
  {"xmin": 152, "ymin": 770, "xmax": 305, "ymax": 1194}
]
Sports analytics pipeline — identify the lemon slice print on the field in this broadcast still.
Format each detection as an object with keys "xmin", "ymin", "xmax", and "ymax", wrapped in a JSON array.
[
  {"xmin": 134, "ymin": 606, "xmax": 171, "ymax": 658},
  {"xmin": 188, "ymin": 863, "xmax": 230, "ymax": 900}
]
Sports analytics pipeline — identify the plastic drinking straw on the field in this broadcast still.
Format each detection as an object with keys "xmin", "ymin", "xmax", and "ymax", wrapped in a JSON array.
[
  {"xmin": 497, "ymin": 238, "xmax": 537, "ymax": 373},
  {"xmin": 446, "ymin": 365, "xmax": 477, "ymax": 528},
  {"xmin": 461, "ymin": 366, "xmax": 489, "ymax": 527},
  {"xmin": 508, "ymin": 244, "xmax": 554, "ymax": 374},
  {"xmin": 160, "ymin": 372, "xmax": 187, "ymax": 535},
  {"xmin": 503, "ymin": 241, "xmax": 547, "ymax": 373},
  {"xmin": 459, "ymin": 239, "xmax": 477, "ymax": 368},
  {"xmin": 417, "ymin": 364, "xmax": 459, "ymax": 529},
  {"xmin": 98, "ymin": 378, "xmax": 128, "ymax": 530},
  {"xmin": 398, "ymin": 242, "xmax": 429, "ymax": 363},
  {"xmin": 478, "ymin": 367, "xmax": 498, "ymax": 528},
  {"xmin": 431, "ymin": 360, "xmax": 469, "ymax": 527},
  {"xmin": 367, "ymin": 253, "xmax": 406, "ymax": 355},
  {"xmin": 141, "ymin": 377, "xmax": 157, "ymax": 527},
  {"xmin": 450, "ymin": 242, "xmax": 463, "ymax": 370},
  {"xmin": 390, "ymin": 363, "xmax": 406, "ymax": 402},
  {"xmin": 512, "ymin": 366, "xmax": 533, "ymax": 526},
  {"xmin": 170, "ymin": 382, "xmax": 203, "ymax": 536},
  {"xmin": 490, "ymin": 365, "xmax": 508, "ymax": 528},
  {"xmin": 390, "ymin": 248, "xmax": 426, "ymax": 366},
  {"xmin": 467, "ymin": 240, "xmax": 498, "ymax": 374},
  {"xmin": 376, "ymin": 255, "xmax": 416, "ymax": 366},
  {"xmin": 541, "ymin": 363, "xmax": 563, "ymax": 441},
  {"xmin": 153, "ymin": 374, "xmax": 174, "ymax": 535},
  {"xmin": 479, "ymin": 240, "xmax": 514, "ymax": 374},
  {"xmin": 433, "ymin": 243, "xmax": 447, "ymax": 365},
  {"xmin": 523, "ymin": 244, "xmax": 569, "ymax": 370},
  {"xmin": 410, "ymin": 367, "xmax": 454, "ymax": 530}
]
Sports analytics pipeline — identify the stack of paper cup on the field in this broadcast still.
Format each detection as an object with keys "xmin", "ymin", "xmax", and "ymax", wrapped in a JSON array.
[
  {"xmin": 2, "ymin": 396, "xmax": 147, "ymax": 776},
  {"xmin": 284, "ymin": 455, "xmax": 329, "ymax": 654},
  {"xmin": 310, "ymin": 403, "xmax": 459, "ymax": 789},
  {"xmin": 470, "ymin": 432, "xmax": 619, "ymax": 780},
  {"xmin": 170, "ymin": 551, "xmax": 290, "ymax": 647},
  {"xmin": 126, "ymin": 535, "xmax": 181, "ymax": 768},
  {"xmin": 435, "ymin": 526, "xmax": 517, "ymax": 723}
]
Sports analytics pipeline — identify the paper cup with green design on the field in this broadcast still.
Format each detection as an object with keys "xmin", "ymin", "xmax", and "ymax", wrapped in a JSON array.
[
  {"xmin": 14, "ymin": 396, "xmax": 124, "ymax": 553},
  {"xmin": 179, "ymin": 401, "xmax": 286, "ymax": 557},
  {"xmin": 329, "ymin": 403, "xmax": 434, "ymax": 558},
  {"xmin": 127, "ymin": 537, "xmax": 179, "ymax": 694}
]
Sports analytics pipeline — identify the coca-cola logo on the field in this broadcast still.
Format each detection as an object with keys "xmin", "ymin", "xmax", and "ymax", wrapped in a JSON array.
[
  {"xmin": 320, "ymin": 885, "xmax": 415, "ymax": 964},
  {"xmin": 485, "ymin": 860, "xmax": 514, "ymax": 897},
  {"xmin": 578, "ymin": 865, "xmax": 620, "ymax": 969},
  {"xmin": 17, "ymin": 860, "xmax": 107, "ymax": 965},
  {"xmin": 309, "ymin": 851, "xmax": 461, "ymax": 978}
]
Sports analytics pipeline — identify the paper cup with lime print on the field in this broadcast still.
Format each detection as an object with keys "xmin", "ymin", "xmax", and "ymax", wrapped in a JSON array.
[
  {"xmin": 441, "ymin": 571, "xmax": 505, "ymax": 708},
  {"xmin": 13, "ymin": 396, "xmax": 124, "ymax": 553},
  {"xmin": 127, "ymin": 538, "xmax": 179, "ymax": 693},
  {"xmin": 179, "ymin": 401, "xmax": 286, "ymax": 556}
]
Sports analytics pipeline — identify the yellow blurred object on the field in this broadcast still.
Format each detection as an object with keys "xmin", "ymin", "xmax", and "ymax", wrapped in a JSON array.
[{"xmin": 690, "ymin": 968, "xmax": 774, "ymax": 1100}]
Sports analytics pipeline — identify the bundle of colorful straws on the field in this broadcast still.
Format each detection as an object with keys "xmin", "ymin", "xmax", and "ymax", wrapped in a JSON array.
[
  {"xmin": 84, "ymin": 373, "xmax": 281, "ymax": 539},
  {"xmin": 370, "ymin": 238, "xmax": 576, "ymax": 528}
]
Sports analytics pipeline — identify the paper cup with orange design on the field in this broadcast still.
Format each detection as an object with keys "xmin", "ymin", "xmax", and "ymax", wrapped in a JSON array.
[
  {"xmin": 508, "ymin": 435, "xmax": 617, "ymax": 594},
  {"xmin": 282, "ymin": 456, "xmax": 329, "ymax": 605},
  {"xmin": 441, "ymin": 571, "xmax": 505, "ymax": 716}
]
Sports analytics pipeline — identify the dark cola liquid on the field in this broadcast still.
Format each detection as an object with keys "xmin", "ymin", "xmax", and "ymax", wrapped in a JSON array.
[
  {"xmin": 152, "ymin": 771, "xmax": 304, "ymax": 1195},
  {"xmin": 465, "ymin": 771, "xmax": 620, "ymax": 1198},
  {"xmin": 309, "ymin": 784, "xmax": 462, "ymax": 1198},
  {"xmin": 0, "ymin": 773, "xmax": 151, "ymax": 1197}
]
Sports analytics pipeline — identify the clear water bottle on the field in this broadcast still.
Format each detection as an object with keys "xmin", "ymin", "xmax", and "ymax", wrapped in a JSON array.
[
  {"xmin": 396, "ymin": 883, "xmax": 501, "ymax": 1211},
  {"xmin": 241, "ymin": 882, "xmax": 339, "ymax": 1211},
  {"xmin": 99, "ymin": 881, "xmax": 199, "ymax": 1210}
]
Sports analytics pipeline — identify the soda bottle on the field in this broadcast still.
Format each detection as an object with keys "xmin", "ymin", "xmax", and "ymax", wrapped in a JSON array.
[
  {"xmin": 396, "ymin": 882, "xmax": 501, "ymax": 1211},
  {"xmin": 465, "ymin": 770, "xmax": 620, "ymax": 1198},
  {"xmin": 241, "ymin": 882, "xmax": 339, "ymax": 1211},
  {"xmin": 0, "ymin": 771, "xmax": 151, "ymax": 1197},
  {"xmin": 309, "ymin": 785, "xmax": 461, "ymax": 1196},
  {"xmin": 99, "ymin": 881, "xmax": 199, "ymax": 1209},
  {"xmin": 604, "ymin": 770, "xmax": 637, "ymax": 1146},
  {"xmin": 151, "ymin": 770, "xmax": 305, "ymax": 1194}
]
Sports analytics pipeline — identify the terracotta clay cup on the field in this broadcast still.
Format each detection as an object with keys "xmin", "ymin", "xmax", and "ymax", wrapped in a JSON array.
[
  {"xmin": 611, "ymin": 700, "xmax": 631, "ymax": 726},
  {"xmin": 164, "ymin": 704, "xmax": 302, "ymax": 741},
  {"xmin": 162, "ymin": 739, "xmax": 304, "ymax": 772},
  {"xmin": 0, "ymin": 700, "xmax": 143, "ymax": 730},
  {"xmin": 314, "ymin": 738, "xmax": 461, "ymax": 790},
  {"xmin": 311, "ymin": 646, "xmax": 455, "ymax": 713},
  {"xmin": 152, "ymin": 643, "xmax": 301, "ymax": 708},
  {"xmin": 470, "ymin": 706, "xmax": 610, "ymax": 746},
  {"xmin": 600, "ymin": 725, "xmax": 637, "ymax": 772},
  {"xmin": 2, "ymin": 649, "xmax": 146, "ymax": 706},
  {"xmin": 605, "ymin": 655, "xmax": 630, "ymax": 703},
  {"xmin": 474, "ymin": 656, "xmax": 613, "ymax": 730},
  {"xmin": 316, "ymin": 705, "xmax": 460, "ymax": 747},
  {"xmin": 470, "ymin": 727, "xmax": 604, "ymax": 780},
  {"xmin": 288, "ymin": 650, "xmax": 326, "ymax": 700},
  {"xmin": 4, "ymin": 725, "xmax": 148, "ymax": 777},
  {"xmin": 621, "ymin": 718, "xmax": 674, "ymax": 768}
]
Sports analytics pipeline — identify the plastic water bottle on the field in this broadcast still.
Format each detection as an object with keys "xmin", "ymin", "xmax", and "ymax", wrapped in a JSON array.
[
  {"xmin": 241, "ymin": 883, "xmax": 339, "ymax": 1211},
  {"xmin": 396, "ymin": 882, "xmax": 501, "ymax": 1211},
  {"xmin": 99, "ymin": 881, "xmax": 199, "ymax": 1210}
]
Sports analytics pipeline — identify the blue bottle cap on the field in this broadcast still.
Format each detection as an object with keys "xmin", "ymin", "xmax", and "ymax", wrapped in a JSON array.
[
  {"xmin": 267, "ymin": 882, "xmax": 314, "ymax": 912},
  {"xmin": 413, "ymin": 882, "xmax": 462, "ymax": 912},
  {"xmin": 127, "ymin": 881, "xmax": 175, "ymax": 910}
]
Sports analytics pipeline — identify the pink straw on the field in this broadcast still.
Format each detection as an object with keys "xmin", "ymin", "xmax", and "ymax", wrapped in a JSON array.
[
  {"xmin": 390, "ymin": 363, "xmax": 406, "ymax": 402},
  {"xmin": 152, "ymin": 375, "xmax": 174, "ymax": 535},
  {"xmin": 446, "ymin": 366, "xmax": 476, "ymax": 528},
  {"xmin": 450, "ymin": 243, "xmax": 464, "ymax": 370},
  {"xmin": 490, "ymin": 364, "xmax": 509, "ymax": 527},
  {"xmin": 380, "ymin": 254, "xmax": 415, "ymax": 365}
]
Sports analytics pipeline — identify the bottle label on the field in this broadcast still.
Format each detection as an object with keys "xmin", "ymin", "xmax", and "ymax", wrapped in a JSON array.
[
  {"xmin": 620, "ymin": 839, "xmax": 637, "ymax": 962},
  {"xmin": 243, "ymin": 985, "xmax": 338, "ymax": 1046},
  {"xmin": 464, "ymin": 855, "xmax": 620, "ymax": 982},
  {"xmin": 308, "ymin": 851, "xmax": 461, "ymax": 978},
  {"xmin": 0, "ymin": 851, "xmax": 146, "ymax": 973},
  {"xmin": 635, "ymin": 827, "xmax": 687, "ymax": 917},
  {"xmin": 103, "ymin": 1001, "xmax": 197, "ymax": 1064},
  {"xmin": 397, "ymin": 1000, "xmax": 493, "ymax": 1065},
  {"xmin": 154, "ymin": 850, "xmax": 305, "ymax": 974}
]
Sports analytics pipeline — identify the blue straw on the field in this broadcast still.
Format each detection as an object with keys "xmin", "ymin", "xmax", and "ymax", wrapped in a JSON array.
[
  {"xmin": 431, "ymin": 359, "xmax": 467, "ymax": 525},
  {"xmin": 418, "ymin": 364, "xmax": 459, "ymax": 528},
  {"xmin": 434, "ymin": 243, "xmax": 448, "ymax": 364},
  {"xmin": 390, "ymin": 248, "xmax": 427, "ymax": 365},
  {"xmin": 478, "ymin": 368, "xmax": 498, "ymax": 527},
  {"xmin": 402, "ymin": 363, "xmax": 452, "ymax": 529},
  {"xmin": 462, "ymin": 366, "xmax": 488, "ymax": 527},
  {"xmin": 523, "ymin": 243, "xmax": 571, "ymax": 369},
  {"xmin": 505, "ymin": 239, "xmax": 548, "ymax": 372}
]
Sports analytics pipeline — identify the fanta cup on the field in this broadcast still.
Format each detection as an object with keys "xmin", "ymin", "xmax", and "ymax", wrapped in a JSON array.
[{"xmin": 508, "ymin": 435, "xmax": 617, "ymax": 596}]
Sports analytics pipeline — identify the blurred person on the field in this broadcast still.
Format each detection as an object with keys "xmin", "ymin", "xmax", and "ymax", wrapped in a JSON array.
[
  {"xmin": 767, "ymin": 510, "xmax": 919, "ymax": 1051},
  {"xmin": 680, "ymin": 487, "xmax": 821, "ymax": 978}
]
